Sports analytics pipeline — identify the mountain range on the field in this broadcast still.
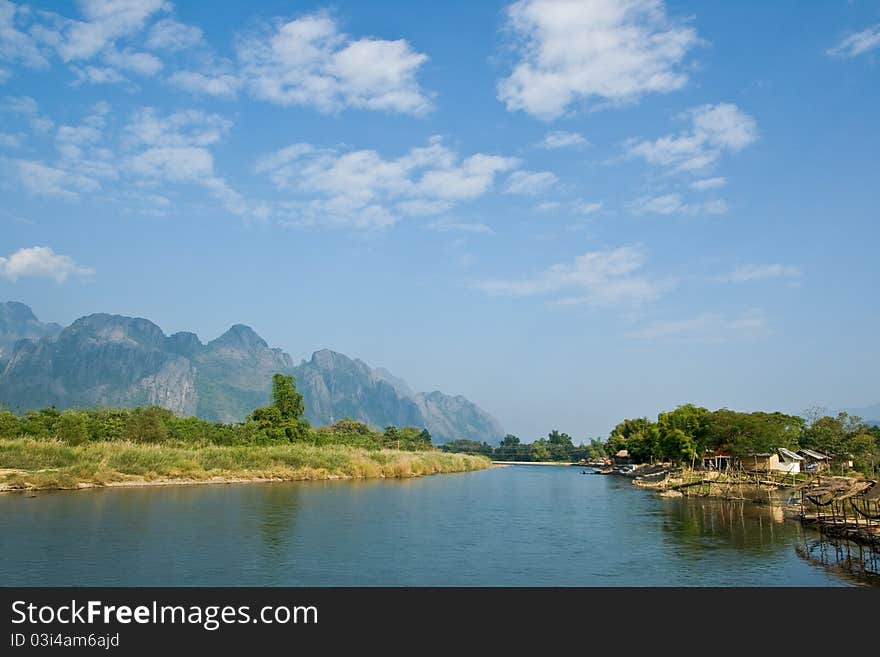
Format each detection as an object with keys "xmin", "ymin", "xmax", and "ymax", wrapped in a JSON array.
[{"xmin": 0, "ymin": 302, "xmax": 504, "ymax": 444}]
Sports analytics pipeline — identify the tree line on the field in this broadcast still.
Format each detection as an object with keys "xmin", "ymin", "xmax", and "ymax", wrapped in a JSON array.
[
  {"xmin": 0, "ymin": 374, "xmax": 434, "ymax": 452},
  {"xmin": 442, "ymin": 405, "xmax": 880, "ymax": 476}
]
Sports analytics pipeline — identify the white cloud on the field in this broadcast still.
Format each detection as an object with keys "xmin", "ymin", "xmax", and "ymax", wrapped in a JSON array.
[
  {"xmin": 631, "ymin": 193, "xmax": 727, "ymax": 216},
  {"xmin": 498, "ymin": 0, "xmax": 699, "ymax": 119},
  {"xmin": 0, "ymin": 0, "xmax": 52, "ymax": 70},
  {"xmin": 70, "ymin": 64, "xmax": 127, "ymax": 85},
  {"xmin": 146, "ymin": 17, "xmax": 203, "ymax": 51},
  {"xmin": 721, "ymin": 263, "xmax": 801, "ymax": 283},
  {"xmin": 535, "ymin": 198, "xmax": 602, "ymax": 216},
  {"xmin": 425, "ymin": 219, "xmax": 494, "ymax": 234},
  {"xmin": 0, "ymin": 245, "xmax": 94, "ymax": 282},
  {"xmin": 504, "ymin": 170, "xmax": 558, "ymax": 195},
  {"xmin": 124, "ymin": 107, "xmax": 231, "ymax": 148},
  {"xmin": 474, "ymin": 245, "xmax": 671, "ymax": 306},
  {"xmin": 690, "ymin": 176, "xmax": 726, "ymax": 191},
  {"xmin": 102, "ymin": 47, "xmax": 163, "ymax": 75},
  {"xmin": 258, "ymin": 136, "xmax": 519, "ymax": 228},
  {"xmin": 539, "ymin": 130, "xmax": 588, "ymax": 149},
  {"xmin": 627, "ymin": 103, "xmax": 758, "ymax": 173},
  {"xmin": 572, "ymin": 199, "xmax": 602, "ymax": 215},
  {"xmin": 13, "ymin": 159, "xmax": 100, "ymax": 199},
  {"xmin": 237, "ymin": 12, "xmax": 431, "ymax": 115},
  {"xmin": 626, "ymin": 309, "xmax": 768, "ymax": 341},
  {"xmin": 0, "ymin": 130, "xmax": 21, "ymax": 148},
  {"xmin": 535, "ymin": 201, "xmax": 561, "ymax": 212},
  {"xmin": 55, "ymin": 0, "xmax": 168, "ymax": 62},
  {"xmin": 827, "ymin": 24, "xmax": 880, "ymax": 59},
  {"xmin": 125, "ymin": 145, "xmax": 214, "ymax": 182},
  {"xmin": 1, "ymin": 94, "xmax": 38, "ymax": 114},
  {"xmin": 120, "ymin": 107, "xmax": 265, "ymax": 221},
  {"xmin": 168, "ymin": 70, "xmax": 241, "ymax": 98}
]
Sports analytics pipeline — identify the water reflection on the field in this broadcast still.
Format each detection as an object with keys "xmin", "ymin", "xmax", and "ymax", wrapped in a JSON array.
[
  {"xmin": 659, "ymin": 499, "xmax": 797, "ymax": 553},
  {"xmin": 795, "ymin": 538, "xmax": 880, "ymax": 587}
]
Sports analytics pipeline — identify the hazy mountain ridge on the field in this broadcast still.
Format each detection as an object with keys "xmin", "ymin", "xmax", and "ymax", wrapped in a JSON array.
[
  {"xmin": 844, "ymin": 403, "xmax": 880, "ymax": 426},
  {"xmin": 0, "ymin": 302, "xmax": 504, "ymax": 443},
  {"xmin": 0, "ymin": 301, "xmax": 62, "ymax": 366}
]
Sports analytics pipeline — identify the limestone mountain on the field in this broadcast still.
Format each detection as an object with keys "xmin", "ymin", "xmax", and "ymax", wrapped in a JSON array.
[
  {"xmin": 0, "ymin": 303, "xmax": 504, "ymax": 443},
  {"xmin": 0, "ymin": 301, "xmax": 62, "ymax": 366}
]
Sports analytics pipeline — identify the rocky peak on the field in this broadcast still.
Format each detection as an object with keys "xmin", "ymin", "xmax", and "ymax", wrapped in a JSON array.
[
  {"xmin": 208, "ymin": 324, "xmax": 268, "ymax": 352},
  {"xmin": 0, "ymin": 301, "xmax": 38, "ymax": 324},
  {"xmin": 64, "ymin": 314, "xmax": 167, "ymax": 349},
  {"xmin": 167, "ymin": 331, "xmax": 204, "ymax": 357},
  {"xmin": 0, "ymin": 301, "xmax": 63, "ymax": 362}
]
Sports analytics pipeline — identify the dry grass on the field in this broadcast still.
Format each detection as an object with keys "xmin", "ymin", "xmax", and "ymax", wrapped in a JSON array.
[{"xmin": 0, "ymin": 438, "xmax": 491, "ymax": 491}]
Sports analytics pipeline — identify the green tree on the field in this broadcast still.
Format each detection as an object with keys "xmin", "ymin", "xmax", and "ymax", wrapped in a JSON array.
[
  {"xmin": 57, "ymin": 409, "xmax": 90, "ymax": 445},
  {"xmin": 272, "ymin": 373, "xmax": 305, "ymax": 420},
  {"xmin": 0, "ymin": 410, "xmax": 22, "ymax": 438},
  {"xmin": 126, "ymin": 406, "xmax": 171, "ymax": 443},
  {"xmin": 659, "ymin": 428, "xmax": 696, "ymax": 464}
]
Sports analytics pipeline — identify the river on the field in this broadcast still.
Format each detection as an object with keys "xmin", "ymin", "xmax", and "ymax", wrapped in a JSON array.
[{"xmin": 1, "ymin": 465, "xmax": 876, "ymax": 586}]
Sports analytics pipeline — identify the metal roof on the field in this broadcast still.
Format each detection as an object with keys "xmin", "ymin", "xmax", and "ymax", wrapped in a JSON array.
[
  {"xmin": 798, "ymin": 448, "xmax": 830, "ymax": 460},
  {"xmin": 777, "ymin": 447, "xmax": 804, "ymax": 461}
]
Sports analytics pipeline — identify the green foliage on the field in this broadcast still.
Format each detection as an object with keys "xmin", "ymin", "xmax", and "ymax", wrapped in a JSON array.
[
  {"xmin": 271, "ymin": 373, "xmax": 304, "ymax": 420},
  {"xmin": 802, "ymin": 411, "xmax": 878, "ymax": 475},
  {"xmin": 56, "ymin": 410, "xmax": 90, "ymax": 445},
  {"xmin": 125, "ymin": 406, "xmax": 172, "ymax": 443},
  {"xmin": 383, "ymin": 426, "xmax": 433, "ymax": 451},
  {"xmin": 441, "ymin": 439, "xmax": 495, "ymax": 456},
  {"xmin": 0, "ymin": 410, "xmax": 22, "ymax": 438},
  {"xmin": 0, "ymin": 374, "xmax": 437, "ymax": 454}
]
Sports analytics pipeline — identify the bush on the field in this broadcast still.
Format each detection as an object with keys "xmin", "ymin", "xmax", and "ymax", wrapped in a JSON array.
[
  {"xmin": 0, "ymin": 410, "xmax": 22, "ymax": 439},
  {"xmin": 56, "ymin": 410, "xmax": 90, "ymax": 445}
]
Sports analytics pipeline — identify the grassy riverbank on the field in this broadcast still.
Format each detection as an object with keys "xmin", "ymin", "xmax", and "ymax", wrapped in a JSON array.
[{"xmin": 0, "ymin": 438, "xmax": 491, "ymax": 491}]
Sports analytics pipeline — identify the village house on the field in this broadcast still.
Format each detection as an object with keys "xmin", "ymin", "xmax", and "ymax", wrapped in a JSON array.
[
  {"xmin": 797, "ymin": 449, "xmax": 831, "ymax": 473},
  {"xmin": 738, "ymin": 448, "xmax": 804, "ymax": 474}
]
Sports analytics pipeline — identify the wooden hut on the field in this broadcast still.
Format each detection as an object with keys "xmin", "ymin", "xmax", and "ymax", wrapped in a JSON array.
[
  {"xmin": 738, "ymin": 448, "xmax": 803, "ymax": 474},
  {"xmin": 798, "ymin": 448, "xmax": 831, "ymax": 473},
  {"xmin": 613, "ymin": 449, "xmax": 631, "ymax": 465}
]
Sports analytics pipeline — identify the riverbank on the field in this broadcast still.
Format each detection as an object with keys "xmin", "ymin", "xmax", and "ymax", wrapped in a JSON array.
[
  {"xmin": 0, "ymin": 438, "xmax": 491, "ymax": 492},
  {"xmin": 627, "ymin": 464, "xmax": 807, "ymax": 501},
  {"xmin": 491, "ymin": 460, "xmax": 576, "ymax": 466}
]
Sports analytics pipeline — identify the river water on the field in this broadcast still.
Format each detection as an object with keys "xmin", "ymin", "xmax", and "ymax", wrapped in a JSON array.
[{"xmin": 1, "ymin": 465, "xmax": 876, "ymax": 586}]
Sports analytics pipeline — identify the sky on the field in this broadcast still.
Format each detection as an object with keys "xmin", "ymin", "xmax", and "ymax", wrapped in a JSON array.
[{"xmin": 0, "ymin": 0, "xmax": 878, "ymax": 441}]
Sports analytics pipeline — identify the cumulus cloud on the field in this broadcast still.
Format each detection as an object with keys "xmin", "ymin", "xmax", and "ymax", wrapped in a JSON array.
[
  {"xmin": 498, "ymin": 0, "xmax": 700, "ymax": 119},
  {"xmin": 425, "ymin": 219, "xmax": 494, "ymax": 234},
  {"xmin": 473, "ymin": 245, "xmax": 671, "ymax": 306},
  {"xmin": 631, "ymin": 193, "xmax": 727, "ymax": 216},
  {"xmin": 535, "ymin": 198, "xmax": 602, "ymax": 216},
  {"xmin": 690, "ymin": 176, "xmax": 726, "ymax": 191},
  {"xmin": 626, "ymin": 309, "xmax": 769, "ymax": 341},
  {"xmin": 13, "ymin": 159, "xmax": 101, "ymax": 199},
  {"xmin": 504, "ymin": 170, "xmax": 558, "ymax": 195},
  {"xmin": 146, "ymin": 17, "xmax": 204, "ymax": 51},
  {"xmin": 627, "ymin": 103, "xmax": 758, "ymax": 173},
  {"xmin": 167, "ymin": 70, "xmax": 241, "ymax": 98},
  {"xmin": 0, "ymin": 0, "xmax": 52, "ymax": 70},
  {"xmin": 539, "ymin": 130, "xmax": 588, "ymax": 149},
  {"xmin": 258, "ymin": 136, "xmax": 520, "ymax": 228},
  {"xmin": 827, "ymin": 24, "xmax": 880, "ymax": 59},
  {"xmin": 120, "ymin": 107, "xmax": 265, "ymax": 220},
  {"xmin": 102, "ymin": 47, "xmax": 163, "ymax": 75},
  {"xmin": 721, "ymin": 263, "xmax": 801, "ymax": 283},
  {"xmin": 54, "ymin": 0, "xmax": 168, "ymax": 62},
  {"xmin": 236, "ymin": 12, "xmax": 431, "ymax": 115},
  {"xmin": 0, "ymin": 245, "xmax": 94, "ymax": 282}
]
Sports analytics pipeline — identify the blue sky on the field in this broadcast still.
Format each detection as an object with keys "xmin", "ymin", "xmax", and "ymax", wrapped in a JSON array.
[{"xmin": 0, "ymin": 0, "xmax": 878, "ymax": 440}]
